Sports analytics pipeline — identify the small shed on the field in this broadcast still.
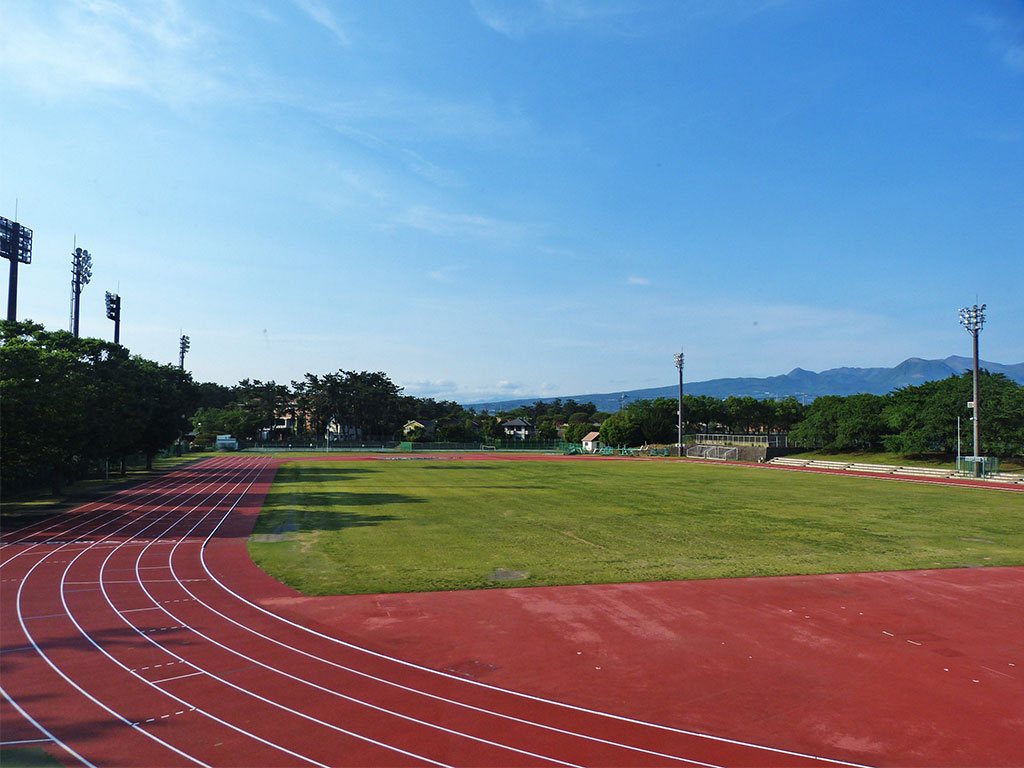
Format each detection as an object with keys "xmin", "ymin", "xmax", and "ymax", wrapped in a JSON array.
[
  {"xmin": 582, "ymin": 431, "xmax": 601, "ymax": 453},
  {"xmin": 215, "ymin": 434, "xmax": 239, "ymax": 451}
]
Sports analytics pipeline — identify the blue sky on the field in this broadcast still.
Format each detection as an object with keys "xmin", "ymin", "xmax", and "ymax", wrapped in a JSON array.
[{"xmin": 1, "ymin": 0, "xmax": 1021, "ymax": 403}]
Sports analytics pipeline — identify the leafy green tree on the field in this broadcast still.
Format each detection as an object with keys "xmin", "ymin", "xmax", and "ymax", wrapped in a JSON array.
[
  {"xmin": 599, "ymin": 411, "xmax": 642, "ymax": 447},
  {"xmin": 623, "ymin": 398, "xmax": 677, "ymax": 443},
  {"xmin": 536, "ymin": 419, "xmax": 558, "ymax": 440},
  {"xmin": 774, "ymin": 396, "xmax": 805, "ymax": 432},
  {"xmin": 235, "ymin": 379, "xmax": 289, "ymax": 439},
  {"xmin": 883, "ymin": 373, "xmax": 1023, "ymax": 456},
  {"xmin": 564, "ymin": 421, "xmax": 596, "ymax": 443},
  {"xmin": 789, "ymin": 396, "xmax": 843, "ymax": 449}
]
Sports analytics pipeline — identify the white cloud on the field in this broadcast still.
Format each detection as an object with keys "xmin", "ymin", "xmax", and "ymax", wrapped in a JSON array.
[
  {"xmin": 0, "ymin": 0, "xmax": 222, "ymax": 104},
  {"xmin": 290, "ymin": 0, "xmax": 349, "ymax": 45},
  {"xmin": 394, "ymin": 204, "xmax": 525, "ymax": 241},
  {"xmin": 402, "ymin": 150, "xmax": 463, "ymax": 188},
  {"xmin": 321, "ymin": 89, "xmax": 530, "ymax": 145},
  {"xmin": 470, "ymin": 0, "xmax": 632, "ymax": 38},
  {"xmin": 972, "ymin": 12, "xmax": 1024, "ymax": 74},
  {"xmin": 428, "ymin": 265, "xmax": 465, "ymax": 283},
  {"xmin": 625, "ymin": 275, "xmax": 650, "ymax": 286},
  {"xmin": 399, "ymin": 379, "xmax": 461, "ymax": 398}
]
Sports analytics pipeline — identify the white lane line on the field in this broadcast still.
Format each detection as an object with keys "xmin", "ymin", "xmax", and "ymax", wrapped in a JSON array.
[
  {"xmin": 0, "ymin": 456, "xmax": 236, "ymax": 557},
  {"xmin": 11, "ymin": 457, "xmax": 255, "ymax": 768},
  {"xmin": 65, "ymin": 579, "xmax": 208, "ymax": 584},
  {"xmin": 133, "ymin": 661, "xmax": 190, "ymax": 672},
  {"xmin": 171, "ymin": 539, "xmax": 723, "ymax": 766},
  {"xmin": 162, "ymin": 463, "xmax": 726, "ymax": 766},
  {"xmin": 201, "ymin": 464, "xmax": 875, "ymax": 768},
  {"xmin": 1, "ymin": 738, "xmax": 55, "ymax": 745},
  {"xmin": 57, "ymin": 458, "xmax": 347, "ymax": 767},
  {"xmin": 2, "ymin": 677, "xmax": 94, "ymax": 767},
  {"xmin": 151, "ymin": 671, "xmax": 204, "ymax": 684},
  {"xmin": 102, "ymin": 461, "xmax": 460, "ymax": 768}
]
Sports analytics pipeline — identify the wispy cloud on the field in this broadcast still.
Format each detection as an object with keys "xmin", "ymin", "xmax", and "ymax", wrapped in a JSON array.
[
  {"xmin": 0, "ymin": 0, "xmax": 222, "ymax": 103},
  {"xmin": 428, "ymin": 265, "xmax": 465, "ymax": 283},
  {"xmin": 625, "ymin": 275, "xmax": 650, "ymax": 286},
  {"xmin": 320, "ymin": 89, "xmax": 530, "ymax": 145},
  {"xmin": 290, "ymin": 0, "xmax": 349, "ymax": 45},
  {"xmin": 470, "ymin": 0, "xmax": 633, "ymax": 38},
  {"xmin": 972, "ymin": 12, "xmax": 1024, "ymax": 73},
  {"xmin": 394, "ymin": 204, "xmax": 526, "ymax": 241},
  {"xmin": 402, "ymin": 150, "xmax": 464, "ymax": 188},
  {"xmin": 470, "ymin": 0, "xmax": 793, "ymax": 39}
]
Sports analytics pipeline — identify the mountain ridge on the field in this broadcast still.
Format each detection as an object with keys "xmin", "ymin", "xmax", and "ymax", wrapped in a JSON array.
[{"xmin": 465, "ymin": 356, "xmax": 1024, "ymax": 413}]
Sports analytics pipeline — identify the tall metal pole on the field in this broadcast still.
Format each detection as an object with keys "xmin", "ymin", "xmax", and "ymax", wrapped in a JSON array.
[
  {"xmin": 972, "ymin": 327, "xmax": 980, "ymax": 460},
  {"xmin": 179, "ymin": 333, "xmax": 190, "ymax": 370},
  {"xmin": 674, "ymin": 351, "xmax": 685, "ymax": 453},
  {"xmin": 959, "ymin": 303, "xmax": 986, "ymax": 474},
  {"xmin": 105, "ymin": 291, "xmax": 121, "ymax": 344},
  {"xmin": 70, "ymin": 247, "xmax": 92, "ymax": 337},
  {"xmin": 2, "ymin": 217, "xmax": 33, "ymax": 322},
  {"xmin": 6, "ymin": 225, "xmax": 18, "ymax": 321}
]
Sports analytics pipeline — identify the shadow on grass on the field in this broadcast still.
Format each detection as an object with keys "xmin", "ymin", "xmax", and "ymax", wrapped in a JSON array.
[
  {"xmin": 255, "ymin": 490, "xmax": 423, "ymax": 533},
  {"xmin": 270, "ymin": 466, "xmax": 377, "ymax": 482},
  {"xmin": 417, "ymin": 464, "xmax": 500, "ymax": 471}
]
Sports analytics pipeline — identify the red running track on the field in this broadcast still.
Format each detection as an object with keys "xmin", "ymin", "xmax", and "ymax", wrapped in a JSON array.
[{"xmin": 1, "ymin": 454, "xmax": 1020, "ymax": 767}]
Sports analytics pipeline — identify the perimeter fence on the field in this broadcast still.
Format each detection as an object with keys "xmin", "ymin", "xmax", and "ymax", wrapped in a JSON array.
[{"xmin": 242, "ymin": 438, "xmax": 570, "ymax": 453}]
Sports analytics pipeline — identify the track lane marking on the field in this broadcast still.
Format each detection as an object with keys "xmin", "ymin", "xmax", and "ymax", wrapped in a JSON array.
[
  {"xmin": 198, "ymin": 460, "xmax": 874, "ymax": 768},
  {"xmin": 10, "ymin": 456, "xmax": 256, "ymax": 768}
]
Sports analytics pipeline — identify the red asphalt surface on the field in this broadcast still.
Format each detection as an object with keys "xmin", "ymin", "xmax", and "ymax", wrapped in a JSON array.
[{"xmin": 1, "ymin": 454, "xmax": 1021, "ymax": 767}]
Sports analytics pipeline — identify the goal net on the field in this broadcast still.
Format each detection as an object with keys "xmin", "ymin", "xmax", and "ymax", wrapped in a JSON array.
[{"xmin": 686, "ymin": 445, "xmax": 739, "ymax": 461}]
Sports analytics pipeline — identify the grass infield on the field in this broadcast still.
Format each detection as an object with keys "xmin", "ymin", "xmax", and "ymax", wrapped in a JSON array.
[{"xmin": 247, "ymin": 459, "xmax": 1024, "ymax": 596}]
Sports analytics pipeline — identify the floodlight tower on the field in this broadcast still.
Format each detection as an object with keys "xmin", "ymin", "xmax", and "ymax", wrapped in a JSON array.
[
  {"xmin": 105, "ymin": 291, "xmax": 121, "ymax": 344},
  {"xmin": 70, "ymin": 246, "xmax": 92, "ymax": 337},
  {"xmin": 958, "ymin": 303, "xmax": 986, "ymax": 464},
  {"xmin": 1, "ymin": 215, "xmax": 33, "ymax": 322},
  {"xmin": 179, "ymin": 333, "xmax": 190, "ymax": 370},
  {"xmin": 674, "ymin": 351, "xmax": 685, "ymax": 451}
]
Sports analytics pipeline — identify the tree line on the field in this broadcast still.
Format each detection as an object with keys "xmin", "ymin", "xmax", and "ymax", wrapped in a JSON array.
[
  {"xmin": 1, "ymin": 321, "xmax": 197, "ymax": 494},
  {"xmin": 789, "ymin": 372, "xmax": 1023, "ymax": 456},
  {"xmin": 4, "ymin": 318, "xmax": 1021, "ymax": 498}
]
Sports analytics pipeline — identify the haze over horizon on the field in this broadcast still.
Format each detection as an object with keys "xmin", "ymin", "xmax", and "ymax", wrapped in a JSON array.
[{"xmin": 2, "ymin": 0, "xmax": 1021, "ymax": 403}]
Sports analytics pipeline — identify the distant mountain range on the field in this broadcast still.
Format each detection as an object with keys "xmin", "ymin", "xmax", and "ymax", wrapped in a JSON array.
[{"xmin": 466, "ymin": 356, "xmax": 1024, "ymax": 413}]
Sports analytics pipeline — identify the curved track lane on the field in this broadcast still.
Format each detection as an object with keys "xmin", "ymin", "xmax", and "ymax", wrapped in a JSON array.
[{"xmin": 2, "ymin": 456, "xmax": 872, "ymax": 767}]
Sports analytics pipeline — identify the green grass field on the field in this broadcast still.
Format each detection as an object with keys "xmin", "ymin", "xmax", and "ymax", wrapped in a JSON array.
[{"xmin": 247, "ymin": 459, "xmax": 1024, "ymax": 596}]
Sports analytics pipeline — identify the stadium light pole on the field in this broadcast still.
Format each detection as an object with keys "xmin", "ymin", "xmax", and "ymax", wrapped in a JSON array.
[
  {"xmin": 70, "ymin": 246, "xmax": 92, "ymax": 337},
  {"xmin": 179, "ymin": 333, "xmax": 190, "ymax": 370},
  {"xmin": 105, "ymin": 291, "xmax": 121, "ymax": 344},
  {"xmin": 674, "ymin": 351, "xmax": 685, "ymax": 453},
  {"xmin": 958, "ymin": 304, "xmax": 985, "ymax": 471},
  {"xmin": 1, "ymin": 215, "xmax": 33, "ymax": 322}
]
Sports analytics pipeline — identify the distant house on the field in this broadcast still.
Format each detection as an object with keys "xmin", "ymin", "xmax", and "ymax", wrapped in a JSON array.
[
  {"xmin": 582, "ymin": 431, "xmax": 601, "ymax": 453},
  {"xmin": 215, "ymin": 434, "xmax": 239, "ymax": 451},
  {"xmin": 403, "ymin": 419, "xmax": 437, "ymax": 437},
  {"xmin": 501, "ymin": 417, "xmax": 534, "ymax": 440}
]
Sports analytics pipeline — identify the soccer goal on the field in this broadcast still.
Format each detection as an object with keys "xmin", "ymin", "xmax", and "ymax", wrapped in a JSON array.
[{"xmin": 686, "ymin": 445, "xmax": 739, "ymax": 461}]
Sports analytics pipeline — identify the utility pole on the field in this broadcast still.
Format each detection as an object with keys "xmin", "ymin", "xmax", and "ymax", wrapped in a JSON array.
[
  {"xmin": 70, "ymin": 246, "xmax": 92, "ymax": 337},
  {"xmin": 1, "ymin": 215, "xmax": 33, "ymax": 322},
  {"xmin": 674, "ymin": 351, "xmax": 685, "ymax": 453},
  {"xmin": 958, "ymin": 303, "xmax": 986, "ymax": 475}
]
